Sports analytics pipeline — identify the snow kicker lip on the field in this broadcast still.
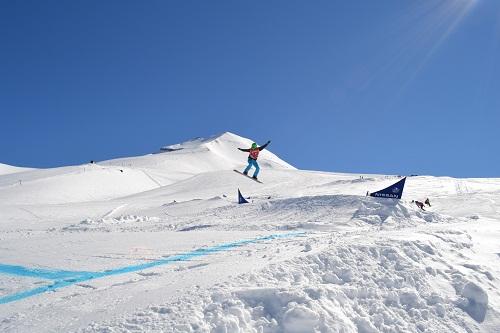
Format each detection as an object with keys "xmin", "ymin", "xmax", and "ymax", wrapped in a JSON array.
[{"xmin": 0, "ymin": 232, "xmax": 305, "ymax": 305}]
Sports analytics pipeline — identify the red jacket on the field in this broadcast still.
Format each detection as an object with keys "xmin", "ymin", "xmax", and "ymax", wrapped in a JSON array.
[{"xmin": 238, "ymin": 141, "xmax": 270, "ymax": 160}]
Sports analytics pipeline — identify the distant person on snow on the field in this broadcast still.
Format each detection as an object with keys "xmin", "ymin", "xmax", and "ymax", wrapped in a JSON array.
[
  {"xmin": 412, "ymin": 200, "xmax": 426, "ymax": 211},
  {"xmin": 238, "ymin": 140, "xmax": 271, "ymax": 180},
  {"xmin": 425, "ymin": 198, "xmax": 431, "ymax": 207}
]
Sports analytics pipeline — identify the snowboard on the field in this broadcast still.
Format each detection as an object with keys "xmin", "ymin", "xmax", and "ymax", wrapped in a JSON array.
[{"xmin": 233, "ymin": 170, "xmax": 263, "ymax": 183}]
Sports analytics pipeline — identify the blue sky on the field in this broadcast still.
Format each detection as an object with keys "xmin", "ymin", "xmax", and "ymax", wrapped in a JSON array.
[{"xmin": 1, "ymin": 0, "xmax": 499, "ymax": 177}]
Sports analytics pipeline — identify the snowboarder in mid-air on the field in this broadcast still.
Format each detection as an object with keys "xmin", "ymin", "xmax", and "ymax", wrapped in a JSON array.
[{"xmin": 237, "ymin": 140, "xmax": 271, "ymax": 181}]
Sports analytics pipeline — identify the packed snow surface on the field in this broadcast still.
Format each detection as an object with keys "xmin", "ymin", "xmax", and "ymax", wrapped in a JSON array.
[
  {"xmin": 0, "ymin": 132, "xmax": 499, "ymax": 332},
  {"xmin": 0, "ymin": 163, "xmax": 33, "ymax": 176}
]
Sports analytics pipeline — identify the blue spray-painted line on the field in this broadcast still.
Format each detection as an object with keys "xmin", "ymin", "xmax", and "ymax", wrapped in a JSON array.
[
  {"xmin": 0, "ymin": 232, "xmax": 305, "ymax": 305},
  {"xmin": 0, "ymin": 263, "xmax": 96, "ymax": 280}
]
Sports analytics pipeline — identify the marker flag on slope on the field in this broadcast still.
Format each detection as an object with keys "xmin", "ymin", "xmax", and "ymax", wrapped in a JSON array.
[
  {"xmin": 370, "ymin": 177, "xmax": 406, "ymax": 199},
  {"xmin": 238, "ymin": 188, "xmax": 249, "ymax": 204}
]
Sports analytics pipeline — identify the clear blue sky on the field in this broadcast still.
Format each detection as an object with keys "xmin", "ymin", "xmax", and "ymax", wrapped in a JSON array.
[{"xmin": 1, "ymin": 0, "xmax": 499, "ymax": 177}]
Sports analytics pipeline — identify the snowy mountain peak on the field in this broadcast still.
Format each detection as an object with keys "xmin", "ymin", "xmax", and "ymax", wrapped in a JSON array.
[
  {"xmin": 0, "ymin": 132, "xmax": 294, "ymax": 205},
  {"xmin": 159, "ymin": 131, "xmax": 266, "ymax": 153},
  {"xmin": 153, "ymin": 131, "xmax": 295, "ymax": 172}
]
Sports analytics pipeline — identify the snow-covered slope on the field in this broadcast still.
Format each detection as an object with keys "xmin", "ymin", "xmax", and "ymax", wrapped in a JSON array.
[
  {"xmin": 1, "ymin": 132, "xmax": 499, "ymax": 333},
  {"xmin": 0, "ymin": 132, "xmax": 293, "ymax": 205},
  {"xmin": 103, "ymin": 131, "xmax": 294, "ymax": 182},
  {"xmin": 0, "ymin": 163, "xmax": 33, "ymax": 176}
]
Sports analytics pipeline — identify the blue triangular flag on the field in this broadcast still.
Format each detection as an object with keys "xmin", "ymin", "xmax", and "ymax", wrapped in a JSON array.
[
  {"xmin": 238, "ymin": 188, "xmax": 249, "ymax": 204},
  {"xmin": 370, "ymin": 177, "xmax": 406, "ymax": 199}
]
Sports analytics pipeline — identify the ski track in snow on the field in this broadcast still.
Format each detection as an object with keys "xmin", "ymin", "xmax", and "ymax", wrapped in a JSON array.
[{"xmin": 1, "ymin": 132, "xmax": 499, "ymax": 332}]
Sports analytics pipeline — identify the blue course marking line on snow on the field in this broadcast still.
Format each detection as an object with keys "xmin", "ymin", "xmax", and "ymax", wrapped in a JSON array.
[
  {"xmin": 0, "ymin": 232, "xmax": 305, "ymax": 305},
  {"xmin": 0, "ymin": 263, "xmax": 96, "ymax": 280}
]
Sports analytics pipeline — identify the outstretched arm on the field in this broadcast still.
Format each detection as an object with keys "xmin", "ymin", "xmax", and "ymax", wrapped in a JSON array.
[
  {"xmin": 258, "ymin": 140, "xmax": 271, "ymax": 151},
  {"xmin": 238, "ymin": 148, "xmax": 251, "ymax": 152}
]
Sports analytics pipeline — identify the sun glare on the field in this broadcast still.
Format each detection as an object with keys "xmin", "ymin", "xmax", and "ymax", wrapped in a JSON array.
[{"xmin": 355, "ymin": 0, "xmax": 480, "ymax": 103}]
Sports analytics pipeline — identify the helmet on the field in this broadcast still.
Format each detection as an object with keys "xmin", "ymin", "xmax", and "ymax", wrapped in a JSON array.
[{"xmin": 251, "ymin": 143, "xmax": 258, "ymax": 149}]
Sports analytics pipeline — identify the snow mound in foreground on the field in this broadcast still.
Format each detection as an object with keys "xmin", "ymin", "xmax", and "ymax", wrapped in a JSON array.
[{"xmin": 85, "ymin": 234, "xmax": 493, "ymax": 333}]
